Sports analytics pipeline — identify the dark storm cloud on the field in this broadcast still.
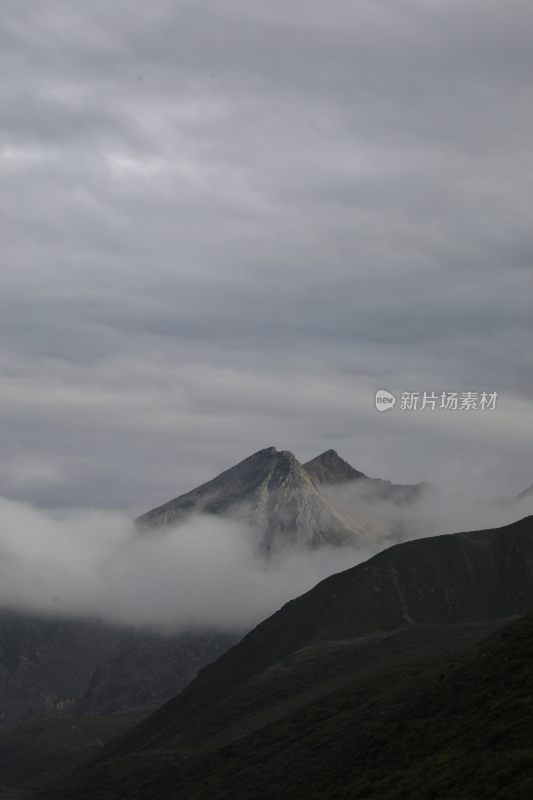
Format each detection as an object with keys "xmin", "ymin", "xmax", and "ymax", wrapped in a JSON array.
[{"xmin": 0, "ymin": 0, "xmax": 532, "ymax": 510}]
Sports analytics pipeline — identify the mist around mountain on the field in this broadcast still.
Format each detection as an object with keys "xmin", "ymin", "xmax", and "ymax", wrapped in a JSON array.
[
  {"xmin": 0, "ymin": 447, "xmax": 530, "ymax": 728},
  {"xmin": 0, "ymin": 446, "xmax": 530, "ymax": 635},
  {"xmin": 38, "ymin": 515, "xmax": 533, "ymax": 800},
  {"xmin": 0, "ymin": 447, "xmax": 532, "ymax": 794}
]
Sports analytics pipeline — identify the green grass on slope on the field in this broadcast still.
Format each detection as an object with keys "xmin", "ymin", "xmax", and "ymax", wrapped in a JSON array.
[{"xmin": 38, "ymin": 616, "xmax": 533, "ymax": 800}]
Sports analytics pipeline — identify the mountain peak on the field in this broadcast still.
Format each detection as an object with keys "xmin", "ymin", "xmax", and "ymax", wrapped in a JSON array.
[
  {"xmin": 303, "ymin": 449, "xmax": 367, "ymax": 486},
  {"xmin": 137, "ymin": 446, "xmax": 384, "ymax": 551},
  {"xmin": 253, "ymin": 446, "xmax": 277, "ymax": 457},
  {"xmin": 303, "ymin": 449, "xmax": 432, "ymax": 509}
]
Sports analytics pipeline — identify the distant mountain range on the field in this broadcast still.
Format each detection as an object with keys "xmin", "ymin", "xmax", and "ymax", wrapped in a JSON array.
[{"xmin": 39, "ymin": 515, "xmax": 533, "ymax": 799}]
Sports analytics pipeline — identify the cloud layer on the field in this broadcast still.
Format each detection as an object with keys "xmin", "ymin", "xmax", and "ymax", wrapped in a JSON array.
[
  {"xmin": 0, "ymin": 488, "xmax": 531, "ymax": 632},
  {"xmin": 0, "ymin": 497, "xmax": 371, "ymax": 630},
  {"xmin": 0, "ymin": 0, "xmax": 532, "ymax": 511}
]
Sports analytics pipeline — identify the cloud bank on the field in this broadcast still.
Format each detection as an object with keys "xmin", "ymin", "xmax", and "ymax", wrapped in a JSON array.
[
  {"xmin": 1, "ymin": 487, "xmax": 531, "ymax": 632},
  {"xmin": 0, "ymin": 498, "xmax": 371, "ymax": 630}
]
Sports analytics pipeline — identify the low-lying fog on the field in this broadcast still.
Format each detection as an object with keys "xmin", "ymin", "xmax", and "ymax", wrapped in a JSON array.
[{"xmin": 0, "ymin": 486, "xmax": 531, "ymax": 632}]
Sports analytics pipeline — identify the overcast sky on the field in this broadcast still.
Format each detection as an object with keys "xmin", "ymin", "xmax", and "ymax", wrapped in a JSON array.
[{"xmin": 1, "ymin": 0, "xmax": 532, "ymax": 512}]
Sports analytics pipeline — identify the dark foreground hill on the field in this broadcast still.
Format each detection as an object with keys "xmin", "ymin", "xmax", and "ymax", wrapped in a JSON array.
[
  {"xmin": 39, "ymin": 516, "xmax": 533, "ymax": 799},
  {"xmin": 41, "ymin": 615, "xmax": 533, "ymax": 800}
]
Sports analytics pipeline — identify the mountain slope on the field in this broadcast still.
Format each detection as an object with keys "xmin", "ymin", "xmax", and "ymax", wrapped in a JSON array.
[
  {"xmin": 0, "ymin": 614, "xmax": 128, "ymax": 727},
  {"xmin": 0, "ymin": 612, "xmax": 235, "ymax": 727},
  {"xmin": 45, "ymin": 614, "xmax": 533, "ymax": 800},
  {"xmin": 0, "ymin": 618, "xmax": 235, "ymax": 789},
  {"xmin": 516, "ymin": 483, "xmax": 533, "ymax": 503},
  {"xmin": 100, "ymin": 514, "xmax": 533, "ymax": 754},
  {"xmin": 137, "ymin": 447, "xmax": 388, "ymax": 551},
  {"xmin": 0, "ymin": 709, "xmax": 146, "ymax": 790},
  {"xmin": 40, "ymin": 516, "xmax": 533, "ymax": 799},
  {"xmin": 302, "ymin": 449, "xmax": 367, "ymax": 485}
]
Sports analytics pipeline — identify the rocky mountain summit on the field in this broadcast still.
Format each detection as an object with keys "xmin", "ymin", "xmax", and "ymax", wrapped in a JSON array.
[{"xmin": 136, "ymin": 446, "xmax": 423, "ymax": 551}]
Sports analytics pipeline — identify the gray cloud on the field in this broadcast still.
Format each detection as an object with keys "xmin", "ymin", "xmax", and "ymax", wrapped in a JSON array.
[
  {"xmin": 0, "ymin": 0, "xmax": 532, "ymax": 513},
  {"xmin": 0, "ymin": 487, "xmax": 531, "ymax": 632},
  {"xmin": 0, "ymin": 498, "xmax": 371, "ymax": 630}
]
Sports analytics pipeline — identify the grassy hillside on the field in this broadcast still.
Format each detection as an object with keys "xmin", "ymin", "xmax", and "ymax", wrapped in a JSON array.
[
  {"xmin": 168, "ymin": 614, "xmax": 533, "ymax": 800},
  {"xmin": 66, "ymin": 515, "xmax": 533, "ymax": 759},
  {"xmin": 37, "ymin": 516, "xmax": 533, "ymax": 799},
  {"xmin": 40, "ymin": 615, "xmax": 533, "ymax": 799}
]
